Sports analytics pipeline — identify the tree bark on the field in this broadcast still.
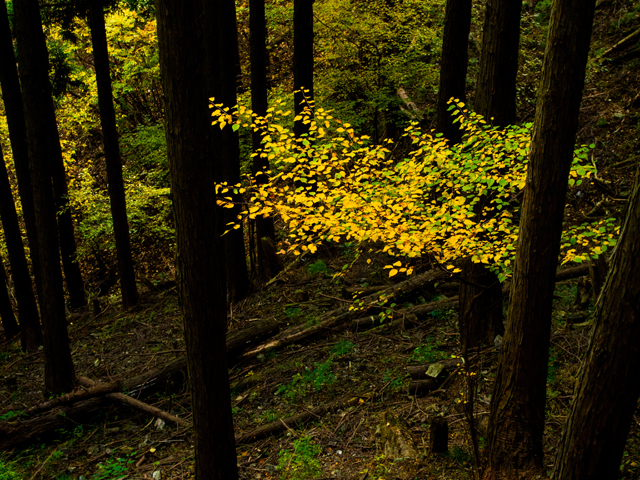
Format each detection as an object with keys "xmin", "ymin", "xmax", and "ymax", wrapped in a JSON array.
[
  {"xmin": 483, "ymin": 0, "xmax": 597, "ymax": 476},
  {"xmin": 551, "ymin": 167, "xmax": 640, "ymax": 480},
  {"xmin": 250, "ymin": 0, "xmax": 280, "ymax": 281},
  {"xmin": 13, "ymin": 0, "xmax": 85, "ymax": 311},
  {"xmin": 250, "ymin": 0, "xmax": 268, "ymax": 153},
  {"xmin": 88, "ymin": 0, "xmax": 139, "ymax": 308},
  {"xmin": 155, "ymin": 0, "xmax": 239, "ymax": 477},
  {"xmin": 0, "ymin": 0, "xmax": 43, "ymax": 305},
  {"xmin": 436, "ymin": 0, "xmax": 472, "ymax": 144},
  {"xmin": 293, "ymin": 0, "xmax": 314, "ymax": 138},
  {"xmin": 475, "ymin": 0, "xmax": 523, "ymax": 127},
  {"xmin": 0, "ymin": 144, "xmax": 42, "ymax": 350},
  {"xmin": 13, "ymin": 0, "xmax": 76, "ymax": 394},
  {"xmin": 50, "ymin": 146, "xmax": 86, "ymax": 309},
  {"xmin": 0, "ymin": 258, "xmax": 19, "ymax": 341},
  {"xmin": 212, "ymin": 0, "xmax": 252, "ymax": 303},
  {"xmin": 458, "ymin": 257, "xmax": 503, "ymax": 351}
]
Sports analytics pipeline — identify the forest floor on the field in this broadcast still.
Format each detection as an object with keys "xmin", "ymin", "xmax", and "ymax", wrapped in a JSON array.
[
  {"xmin": 0, "ymin": 251, "xmax": 639, "ymax": 480},
  {"xmin": 1, "ymin": 0, "xmax": 640, "ymax": 478}
]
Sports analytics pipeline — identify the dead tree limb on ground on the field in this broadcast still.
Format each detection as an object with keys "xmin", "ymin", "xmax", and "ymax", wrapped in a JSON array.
[{"xmin": 235, "ymin": 395, "xmax": 364, "ymax": 444}]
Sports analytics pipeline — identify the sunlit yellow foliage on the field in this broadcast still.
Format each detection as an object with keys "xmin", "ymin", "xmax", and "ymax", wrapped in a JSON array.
[{"xmin": 212, "ymin": 97, "xmax": 617, "ymax": 281}]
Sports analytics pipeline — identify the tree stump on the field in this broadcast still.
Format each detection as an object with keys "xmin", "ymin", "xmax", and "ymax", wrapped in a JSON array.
[
  {"xmin": 430, "ymin": 416, "xmax": 449, "ymax": 454},
  {"xmin": 379, "ymin": 411, "xmax": 418, "ymax": 459}
]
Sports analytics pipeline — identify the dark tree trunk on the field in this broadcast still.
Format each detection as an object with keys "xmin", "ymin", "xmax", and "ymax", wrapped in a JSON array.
[
  {"xmin": 458, "ymin": 257, "xmax": 503, "ymax": 351},
  {"xmin": 293, "ymin": 0, "xmax": 314, "ymax": 138},
  {"xmin": 474, "ymin": 0, "xmax": 523, "ymax": 127},
  {"xmin": 250, "ymin": 0, "xmax": 280, "ymax": 280},
  {"xmin": 551, "ymin": 166, "xmax": 640, "ymax": 479},
  {"xmin": 0, "ymin": 145, "xmax": 42, "ymax": 351},
  {"xmin": 250, "ymin": 0, "xmax": 268, "ymax": 150},
  {"xmin": 0, "ymin": 259, "xmax": 20, "ymax": 342},
  {"xmin": 89, "ymin": 0, "xmax": 139, "ymax": 308},
  {"xmin": 483, "ymin": 0, "xmax": 596, "ymax": 476},
  {"xmin": 436, "ymin": 0, "xmax": 472, "ymax": 144},
  {"xmin": 50, "ymin": 149, "xmax": 86, "ymax": 309},
  {"xmin": 0, "ymin": 0, "xmax": 43, "ymax": 304},
  {"xmin": 11, "ymin": 1, "xmax": 86, "ymax": 310},
  {"xmin": 13, "ymin": 0, "xmax": 76, "ymax": 394},
  {"xmin": 212, "ymin": 0, "xmax": 251, "ymax": 303},
  {"xmin": 155, "ymin": 0, "xmax": 239, "ymax": 478}
]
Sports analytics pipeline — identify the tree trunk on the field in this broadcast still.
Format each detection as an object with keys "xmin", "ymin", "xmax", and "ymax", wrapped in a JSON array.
[
  {"xmin": 458, "ymin": 257, "xmax": 503, "ymax": 351},
  {"xmin": 550, "ymin": 167, "xmax": 640, "ymax": 479},
  {"xmin": 250, "ymin": 0, "xmax": 280, "ymax": 281},
  {"xmin": 436, "ymin": 0, "xmax": 472, "ymax": 144},
  {"xmin": 13, "ymin": 0, "xmax": 76, "ymax": 394},
  {"xmin": 0, "ymin": 259, "xmax": 19, "ymax": 342},
  {"xmin": 50, "ymin": 149, "xmax": 86, "ymax": 309},
  {"xmin": 483, "ymin": 0, "xmax": 597, "ymax": 476},
  {"xmin": 0, "ymin": 145, "xmax": 42, "ymax": 351},
  {"xmin": 0, "ymin": 0, "xmax": 43, "ymax": 305},
  {"xmin": 213, "ymin": 0, "xmax": 251, "ymax": 303},
  {"xmin": 89, "ymin": 0, "xmax": 139, "ymax": 308},
  {"xmin": 474, "ymin": 0, "xmax": 523, "ymax": 127},
  {"xmin": 293, "ymin": 0, "xmax": 314, "ymax": 138},
  {"xmin": 155, "ymin": 0, "xmax": 239, "ymax": 478},
  {"xmin": 12, "ymin": 1, "xmax": 85, "ymax": 310}
]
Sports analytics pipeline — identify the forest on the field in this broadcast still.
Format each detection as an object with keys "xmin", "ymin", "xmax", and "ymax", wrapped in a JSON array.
[{"xmin": 0, "ymin": 0, "xmax": 639, "ymax": 478}]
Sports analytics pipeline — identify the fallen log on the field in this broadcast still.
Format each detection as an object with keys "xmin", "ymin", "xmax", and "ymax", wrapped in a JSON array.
[
  {"xmin": 0, "ymin": 318, "xmax": 278, "ymax": 450},
  {"xmin": 239, "ymin": 269, "xmax": 452, "ymax": 360},
  {"xmin": 235, "ymin": 395, "xmax": 363, "ymax": 444},
  {"xmin": 342, "ymin": 285, "xmax": 387, "ymax": 298},
  {"xmin": 124, "ymin": 317, "xmax": 280, "ymax": 398},
  {"xmin": 79, "ymin": 377, "xmax": 190, "ymax": 427},
  {"xmin": 601, "ymin": 26, "xmax": 640, "ymax": 57},
  {"xmin": 24, "ymin": 380, "xmax": 123, "ymax": 416},
  {"xmin": 240, "ymin": 265, "xmax": 589, "ymax": 361},
  {"xmin": 0, "ymin": 398, "xmax": 106, "ymax": 450}
]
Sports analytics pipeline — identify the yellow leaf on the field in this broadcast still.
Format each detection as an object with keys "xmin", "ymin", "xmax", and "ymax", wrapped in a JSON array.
[
  {"xmin": 389, "ymin": 269, "xmax": 398, "ymax": 277},
  {"xmin": 393, "ymin": 261, "xmax": 402, "ymax": 267},
  {"xmin": 308, "ymin": 244, "xmax": 318, "ymax": 254}
]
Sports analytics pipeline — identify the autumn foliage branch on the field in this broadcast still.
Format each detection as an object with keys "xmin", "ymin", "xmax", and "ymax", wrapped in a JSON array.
[{"xmin": 211, "ymin": 96, "xmax": 618, "ymax": 281}]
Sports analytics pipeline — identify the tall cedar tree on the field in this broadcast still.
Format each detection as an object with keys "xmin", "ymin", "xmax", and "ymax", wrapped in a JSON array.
[
  {"xmin": 250, "ymin": 0, "xmax": 281, "ymax": 280},
  {"xmin": 436, "ymin": 0, "xmax": 472, "ymax": 144},
  {"xmin": 0, "ymin": 257, "xmax": 19, "ymax": 341},
  {"xmin": 88, "ymin": 0, "xmax": 139, "ymax": 307},
  {"xmin": 0, "ymin": 144, "xmax": 42, "ymax": 350},
  {"xmin": 293, "ymin": 0, "xmax": 314, "ymax": 138},
  {"xmin": 155, "ymin": 0, "xmax": 239, "ymax": 478},
  {"xmin": 0, "ymin": 0, "xmax": 43, "ymax": 305},
  {"xmin": 213, "ymin": 0, "xmax": 252, "ymax": 303},
  {"xmin": 12, "ymin": 1, "xmax": 86, "ymax": 310},
  {"xmin": 475, "ymin": 0, "xmax": 523, "ymax": 127},
  {"xmin": 482, "ymin": 0, "xmax": 596, "ymax": 476},
  {"xmin": 550, "ymin": 167, "xmax": 640, "ymax": 478},
  {"xmin": 13, "ymin": 0, "xmax": 76, "ymax": 393},
  {"xmin": 50, "ymin": 138, "xmax": 86, "ymax": 308}
]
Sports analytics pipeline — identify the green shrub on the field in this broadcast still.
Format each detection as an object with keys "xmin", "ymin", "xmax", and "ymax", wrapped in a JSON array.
[{"xmin": 278, "ymin": 436, "xmax": 322, "ymax": 480}]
